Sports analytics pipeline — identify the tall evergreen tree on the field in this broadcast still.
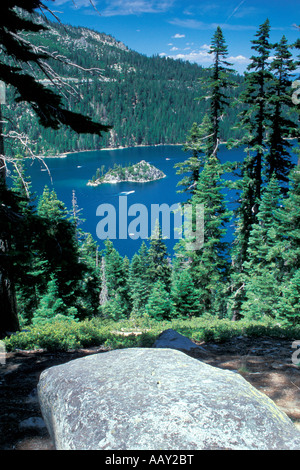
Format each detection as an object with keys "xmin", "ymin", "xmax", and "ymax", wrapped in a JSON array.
[
  {"xmin": 32, "ymin": 275, "xmax": 77, "ymax": 325},
  {"xmin": 147, "ymin": 223, "xmax": 172, "ymax": 292},
  {"xmin": 178, "ymin": 155, "xmax": 231, "ymax": 316},
  {"xmin": 266, "ymin": 36, "xmax": 297, "ymax": 186},
  {"xmin": 174, "ymin": 115, "xmax": 214, "ymax": 196},
  {"xmin": 241, "ymin": 175, "xmax": 283, "ymax": 319},
  {"xmin": 171, "ymin": 268, "xmax": 200, "ymax": 318},
  {"xmin": 145, "ymin": 280, "xmax": 174, "ymax": 321},
  {"xmin": 275, "ymin": 168, "xmax": 300, "ymax": 281},
  {"xmin": 277, "ymin": 270, "xmax": 300, "ymax": 325},
  {"xmin": 35, "ymin": 186, "xmax": 86, "ymax": 310},
  {"xmin": 100, "ymin": 239, "xmax": 129, "ymax": 317},
  {"xmin": 236, "ymin": 19, "xmax": 273, "ymax": 208},
  {"xmin": 204, "ymin": 26, "xmax": 236, "ymax": 154},
  {"xmin": 229, "ymin": 20, "xmax": 273, "ymax": 319},
  {"xmin": 129, "ymin": 242, "xmax": 151, "ymax": 316},
  {"xmin": 76, "ymin": 232, "xmax": 101, "ymax": 318}
]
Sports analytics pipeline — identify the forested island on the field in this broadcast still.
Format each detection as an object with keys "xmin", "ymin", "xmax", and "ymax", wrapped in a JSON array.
[{"xmin": 87, "ymin": 160, "xmax": 166, "ymax": 186}]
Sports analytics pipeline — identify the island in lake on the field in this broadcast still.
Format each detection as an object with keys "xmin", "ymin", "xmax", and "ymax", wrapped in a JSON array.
[{"xmin": 87, "ymin": 160, "xmax": 166, "ymax": 186}]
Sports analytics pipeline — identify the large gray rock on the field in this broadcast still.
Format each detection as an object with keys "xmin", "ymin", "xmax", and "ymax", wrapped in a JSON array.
[
  {"xmin": 38, "ymin": 348, "xmax": 300, "ymax": 450},
  {"xmin": 153, "ymin": 328, "xmax": 206, "ymax": 352}
]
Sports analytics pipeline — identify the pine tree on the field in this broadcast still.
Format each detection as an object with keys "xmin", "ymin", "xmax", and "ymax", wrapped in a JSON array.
[
  {"xmin": 76, "ymin": 232, "xmax": 101, "ymax": 317},
  {"xmin": 174, "ymin": 115, "xmax": 214, "ymax": 196},
  {"xmin": 179, "ymin": 155, "xmax": 231, "ymax": 316},
  {"xmin": 171, "ymin": 268, "xmax": 200, "ymax": 318},
  {"xmin": 229, "ymin": 20, "xmax": 273, "ymax": 319},
  {"xmin": 32, "ymin": 275, "xmax": 77, "ymax": 325},
  {"xmin": 229, "ymin": 163, "xmax": 257, "ymax": 320},
  {"xmin": 101, "ymin": 239, "xmax": 129, "ymax": 317},
  {"xmin": 292, "ymin": 32, "xmax": 300, "ymax": 166},
  {"xmin": 145, "ymin": 280, "xmax": 174, "ymax": 321},
  {"xmin": 241, "ymin": 175, "xmax": 283, "ymax": 319},
  {"xmin": 266, "ymin": 36, "xmax": 297, "ymax": 187},
  {"xmin": 129, "ymin": 242, "xmax": 151, "ymax": 316},
  {"xmin": 147, "ymin": 223, "xmax": 172, "ymax": 292},
  {"xmin": 35, "ymin": 186, "xmax": 85, "ymax": 310},
  {"xmin": 274, "ymin": 167, "xmax": 300, "ymax": 284},
  {"xmin": 277, "ymin": 270, "xmax": 300, "ymax": 325},
  {"xmin": 236, "ymin": 19, "xmax": 273, "ymax": 209},
  {"xmin": 37, "ymin": 186, "xmax": 68, "ymax": 221},
  {"xmin": 101, "ymin": 291, "xmax": 126, "ymax": 321},
  {"xmin": 204, "ymin": 26, "xmax": 236, "ymax": 154}
]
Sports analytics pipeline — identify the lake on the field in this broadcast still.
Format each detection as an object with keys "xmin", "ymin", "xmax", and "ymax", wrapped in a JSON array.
[{"xmin": 22, "ymin": 144, "xmax": 247, "ymax": 259}]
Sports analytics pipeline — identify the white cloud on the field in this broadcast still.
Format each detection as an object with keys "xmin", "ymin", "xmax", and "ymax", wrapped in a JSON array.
[
  {"xmin": 164, "ymin": 48, "xmax": 249, "ymax": 70},
  {"xmin": 229, "ymin": 54, "xmax": 249, "ymax": 64},
  {"xmin": 172, "ymin": 33, "xmax": 185, "ymax": 38},
  {"xmin": 170, "ymin": 46, "xmax": 179, "ymax": 51},
  {"xmin": 167, "ymin": 49, "xmax": 213, "ymax": 65},
  {"xmin": 101, "ymin": 0, "xmax": 175, "ymax": 17},
  {"xmin": 200, "ymin": 44, "xmax": 211, "ymax": 51}
]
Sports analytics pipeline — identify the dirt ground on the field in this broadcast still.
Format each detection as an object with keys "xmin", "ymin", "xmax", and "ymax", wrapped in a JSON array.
[{"xmin": 1, "ymin": 336, "xmax": 300, "ymax": 450}]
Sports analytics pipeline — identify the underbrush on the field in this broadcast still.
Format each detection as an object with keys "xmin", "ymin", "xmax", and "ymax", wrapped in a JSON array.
[{"xmin": 4, "ymin": 315, "xmax": 300, "ymax": 352}]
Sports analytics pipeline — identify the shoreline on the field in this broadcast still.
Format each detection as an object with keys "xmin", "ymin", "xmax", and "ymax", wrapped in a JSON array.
[{"xmin": 38, "ymin": 143, "xmax": 184, "ymax": 159}]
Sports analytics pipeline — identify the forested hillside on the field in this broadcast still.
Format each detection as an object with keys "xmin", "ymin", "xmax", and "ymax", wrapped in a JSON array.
[{"xmin": 4, "ymin": 16, "xmax": 244, "ymax": 156}]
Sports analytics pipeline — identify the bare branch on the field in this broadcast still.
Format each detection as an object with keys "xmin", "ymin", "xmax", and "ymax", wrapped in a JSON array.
[
  {"xmin": 9, "ymin": 27, "xmax": 105, "ymax": 103},
  {"xmin": 1, "ymin": 130, "xmax": 53, "ymax": 185}
]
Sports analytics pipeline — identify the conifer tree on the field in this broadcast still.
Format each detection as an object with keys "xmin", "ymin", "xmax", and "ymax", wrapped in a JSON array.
[
  {"xmin": 171, "ymin": 268, "xmax": 200, "ymax": 318},
  {"xmin": 277, "ymin": 270, "xmax": 300, "ymax": 325},
  {"xmin": 236, "ymin": 19, "xmax": 273, "ymax": 208},
  {"xmin": 241, "ymin": 175, "xmax": 283, "ymax": 319},
  {"xmin": 229, "ymin": 20, "xmax": 273, "ymax": 319},
  {"xmin": 180, "ymin": 155, "xmax": 231, "ymax": 316},
  {"xmin": 101, "ymin": 239, "xmax": 129, "ymax": 317},
  {"xmin": 35, "ymin": 186, "xmax": 85, "ymax": 309},
  {"xmin": 145, "ymin": 280, "xmax": 174, "ymax": 321},
  {"xmin": 76, "ymin": 232, "xmax": 101, "ymax": 317},
  {"xmin": 147, "ymin": 223, "xmax": 172, "ymax": 292},
  {"xmin": 32, "ymin": 275, "xmax": 77, "ymax": 325},
  {"xmin": 204, "ymin": 26, "xmax": 236, "ymax": 154},
  {"xmin": 266, "ymin": 36, "xmax": 297, "ymax": 186},
  {"xmin": 275, "ymin": 168, "xmax": 300, "ymax": 281},
  {"xmin": 129, "ymin": 242, "xmax": 151, "ymax": 316},
  {"xmin": 174, "ymin": 115, "xmax": 214, "ymax": 196}
]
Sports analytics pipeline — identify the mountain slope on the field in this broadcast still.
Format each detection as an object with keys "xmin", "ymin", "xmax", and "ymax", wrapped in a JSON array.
[{"xmin": 4, "ymin": 16, "xmax": 244, "ymax": 156}]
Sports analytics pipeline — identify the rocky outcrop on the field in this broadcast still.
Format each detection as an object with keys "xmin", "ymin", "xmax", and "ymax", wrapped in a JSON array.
[
  {"xmin": 153, "ymin": 328, "xmax": 207, "ymax": 353},
  {"xmin": 38, "ymin": 348, "xmax": 300, "ymax": 450}
]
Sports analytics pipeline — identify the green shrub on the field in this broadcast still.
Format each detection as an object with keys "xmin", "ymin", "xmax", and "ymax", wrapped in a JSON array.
[{"xmin": 4, "ymin": 315, "xmax": 300, "ymax": 353}]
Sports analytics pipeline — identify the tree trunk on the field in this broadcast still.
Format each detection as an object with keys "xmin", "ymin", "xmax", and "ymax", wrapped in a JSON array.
[
  {"xmin": 0, "ymin": 105, "xmax": 20, "ymax": 337},
  {"xmin": 0, "ymin": 104, "xmax": 6, "ymax": 184},
  {"xmin": 0, "ymin": 273, "xmax": 19, "ymax": 337}
]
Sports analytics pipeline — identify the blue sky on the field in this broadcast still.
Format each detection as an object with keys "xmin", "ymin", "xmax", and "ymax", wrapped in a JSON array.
[{"xmin": 44, "ymin": 0, "xmax": 300, "ymax": 74}]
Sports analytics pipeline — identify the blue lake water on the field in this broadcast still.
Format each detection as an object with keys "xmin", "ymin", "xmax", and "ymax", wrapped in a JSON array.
[{"xmin": 21, "ymin": 144, "xmax": 247, "ymax": 259}]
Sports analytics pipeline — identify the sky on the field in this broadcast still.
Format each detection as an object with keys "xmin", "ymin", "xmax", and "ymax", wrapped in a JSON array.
[{"xmin": 43, "ymin": 0, "xmax": 300, "ymax": 74}]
